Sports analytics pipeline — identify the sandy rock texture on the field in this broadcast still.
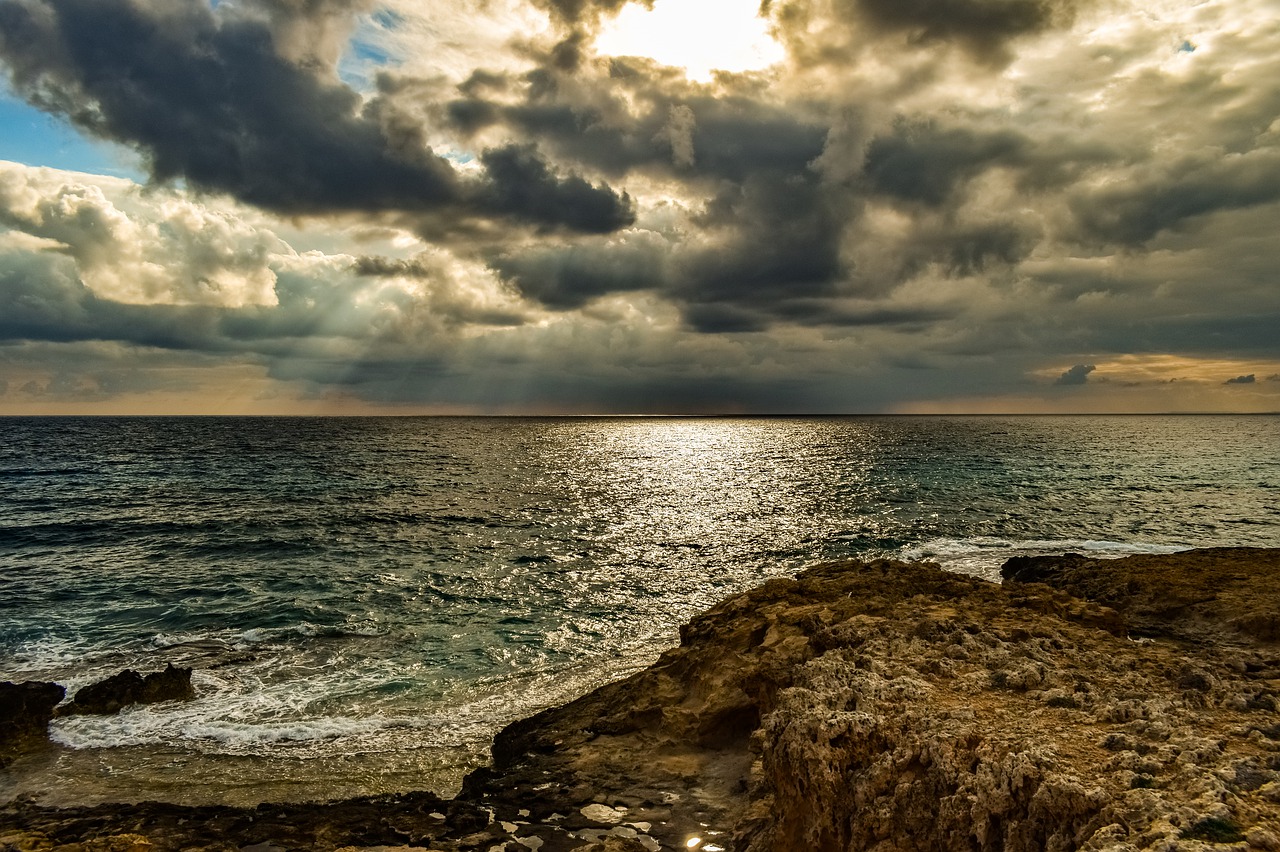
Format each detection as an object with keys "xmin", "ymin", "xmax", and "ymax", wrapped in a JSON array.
[{"xmin": 3, "ymin": 549, "xmax": 1279, "ymax": 850}]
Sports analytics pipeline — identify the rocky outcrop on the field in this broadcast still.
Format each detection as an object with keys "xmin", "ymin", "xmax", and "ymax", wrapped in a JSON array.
[
  {"xmin": 58, "ymin": 664, "xmax": 195, "ymax": 716},
  {"xmin": 4, "ymin": 550, "xmax": 1280, "ymax": 851},
  {"xmin": 466, "ymin": 555, "xmax": 1280, "ymax": 851},
  {"xmin": 740, "ymin": 557, "xmax": 1280, "ymax": 851},
  {"xmin": 0, "ymin": 665, "xmax": 193, "ymax": 772},
  {"xmin": 0, "ymin": 681, "xmax": 64, "ymax": 768}
]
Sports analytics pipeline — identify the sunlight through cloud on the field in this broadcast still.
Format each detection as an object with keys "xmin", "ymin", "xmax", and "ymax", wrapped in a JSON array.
[{"xmin": 595, "ymin": 0, "xmax": 784, "ymax": 81}]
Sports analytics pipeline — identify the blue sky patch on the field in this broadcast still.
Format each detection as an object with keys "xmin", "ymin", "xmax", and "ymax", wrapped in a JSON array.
[{"xmin": 0, "ymin": 89, "xmax": 141, "ymax": 178}]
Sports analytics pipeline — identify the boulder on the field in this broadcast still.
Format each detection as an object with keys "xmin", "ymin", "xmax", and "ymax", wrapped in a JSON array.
[
  {"xmin": 61, "ymin": 663, "xmax": 195, "ymax": 716},
  {"xmin": 0, "ymin": 680, "xmax": 65, "ymax": 765}
]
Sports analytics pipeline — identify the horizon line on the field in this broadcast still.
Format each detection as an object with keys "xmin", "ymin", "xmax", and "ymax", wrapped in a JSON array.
[{"xmin": 2, "ymin": 411, "xmax": 1278, "ymax": 418}]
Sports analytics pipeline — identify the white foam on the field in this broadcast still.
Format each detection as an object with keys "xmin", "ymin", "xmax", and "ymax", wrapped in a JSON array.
[
  {"xmin": 900, "ymin": 537, "xmax": 1191, "ymax": 581},
  {"xmin": 42, "ymin": 653, "xmax": 589, "ymax": 758}
]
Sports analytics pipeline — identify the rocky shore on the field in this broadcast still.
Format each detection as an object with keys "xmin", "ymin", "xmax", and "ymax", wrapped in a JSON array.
[{"xmin": 4, "ymin": 547, "xmax": 1280, "ymax": 851}]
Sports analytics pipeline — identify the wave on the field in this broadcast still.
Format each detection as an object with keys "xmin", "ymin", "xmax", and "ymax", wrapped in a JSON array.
[{"xmin": 49, "ymin": 708, "xmax": 435, "ymax": 753}]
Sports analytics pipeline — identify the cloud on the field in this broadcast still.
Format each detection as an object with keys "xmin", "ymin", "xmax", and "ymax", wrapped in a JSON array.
[
  {"xmin": 2, "ymin": 0, "xmax": 1280, "ymax": 413},
  {"xmin": 449, "ymin": 66, "xmax": 830, "ymax": 184},
  {"xmin": 474, "ymin": 144, "xmax": 634, "ymax": 233},
  {"xmin": 862, "ymin": 120, "xmax": 1028, "ymax": 206},
  {"xmin": 1070, "ymin": 150, "xmax": 1280, "ymax": 246},
  {"xmin": 854, "ymin": 0, "xmax": 1080, "ymax": 59},
  {"xmin": 0, "ymin": 0, "xmax": 632, "ymax": 232},
  {"xmin": 654, "ymin": 104, "xmax": 696, "ymax": 168},
  {"xmin": 250, "ymin": 0, "xmax": 373, "ymax": 69},
  {"xmin": 1055, "ymin": 364, "xmax": 1095, "ymax": 385},
  {"xmin": 1224, "ymin": 374, "xmax": 1256, "ymax": 385},
  {"xmin": 769, "ymin": 0, "xmax": 1086, "ymax": 69},
  {"xmin": 0, "ymin": 161, "xmax": 283, "ymax": 307},
  {"xmin": 489, "ymin": 228, "xmax": 669, "ymax": 309}
]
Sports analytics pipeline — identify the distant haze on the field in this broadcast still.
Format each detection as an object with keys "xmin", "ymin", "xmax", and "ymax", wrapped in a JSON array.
[{"xmin": 0, "ymin": 0, "xmax": 1278, "ymax": 413}]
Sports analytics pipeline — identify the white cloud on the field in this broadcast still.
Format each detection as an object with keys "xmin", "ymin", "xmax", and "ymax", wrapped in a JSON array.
[{"xmin": 0, "ymin": 161, "xmax": 285, "ymax": 307}]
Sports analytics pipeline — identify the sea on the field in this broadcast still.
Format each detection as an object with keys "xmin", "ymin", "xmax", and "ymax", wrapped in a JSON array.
[{"xmin": 2, "ymin": 415, "xmax": 1279, "ymax": 807}]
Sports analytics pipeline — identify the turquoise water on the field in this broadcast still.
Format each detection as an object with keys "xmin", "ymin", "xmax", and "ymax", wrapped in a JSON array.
[{"xmin": 2, "ymin": 415, "xmax": 1278, "ymax": 805}]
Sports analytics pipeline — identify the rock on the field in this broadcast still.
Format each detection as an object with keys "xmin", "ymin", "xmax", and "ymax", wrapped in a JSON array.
[
  {"xmin": 569, "ymin": 838, "xmax": 652, "ymax": 852},
  {"xmin": 60, "ymin": 663, "xmax": 195, "ymax": 716},
  {"xmin": 0, "ymin": 790, "xmax": 475, "ymax": 851},
  {"xmin": 0, "ymin": 680, "xmax": 65, "ymax": 765},
  {"xmin": 1001, "ymin": 547, "xmax": 1280, "ymax": 644},
  {"xmin": 578, "ymin": 805, "xmax": 626, "ymax": 825}
]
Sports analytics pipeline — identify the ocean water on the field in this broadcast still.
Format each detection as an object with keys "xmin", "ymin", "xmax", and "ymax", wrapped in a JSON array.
[{"xmin": 2, "ymin": 415, "xmax": 1279, "ymax": 806}]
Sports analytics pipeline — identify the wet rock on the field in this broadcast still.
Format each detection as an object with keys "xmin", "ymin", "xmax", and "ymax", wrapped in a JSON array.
[
  {"xmin": 59, "ymin": 663, "xmax": 195, "ymax": 716},
  {"xmin": 0, "ymin": 680, "xmax": 65, "ymax": 766},
  {"xmin": 568, "ymin": 838, "xmax": 651, "ymax": 852}
]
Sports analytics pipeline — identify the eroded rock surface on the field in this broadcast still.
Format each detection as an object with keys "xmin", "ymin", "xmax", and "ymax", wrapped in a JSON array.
[{"xmin": 4, "ymin": 550, "xmax": 1280, "ymax": 851}]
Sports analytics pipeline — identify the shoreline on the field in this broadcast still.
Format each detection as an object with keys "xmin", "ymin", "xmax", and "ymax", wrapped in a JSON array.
[{"xmin": 4, "ymin": 547, "xmax": 1280, "ymax": 850}]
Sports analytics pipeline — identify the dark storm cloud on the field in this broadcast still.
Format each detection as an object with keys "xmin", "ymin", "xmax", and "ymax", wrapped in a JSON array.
[
  {"xmin": 1081, "ymin": 313, "xmax": 1280, "ymax": 359},
  {"xmin": 446, "ymin": 64, "xmax": 831, "ymax": 182},
  {"xmin": 488, "ymin": 231, "xmax": 667, "ymax": 309},
  {"xmin": 679, "ymin": 171, "xmax": 844, "ymax": 311},
  {"xmin": 352, "ymin": 256, "xmax": 434, "ymax": 278},
  {"xmin": 863, "ymin": 120, "xmax": 1028, "ymax": 206},
  {"xmin": 1070, "ymin": 150, "xmax": 1280, "ymax": 245},
  {"xmin": 489, "ymin": 168, "xmax": 854, "ymax": 328},
  {"xmin": 770, "ymin": 0, "xmax": 1084, "ymax": 67},
  {"xmin": 475, "ymin": 144, "xmax": 635, "ymax": 234},
  {"xmin": 446, "ymin": 60, "xmax": 855, "ymax": 324},
  {"xmin": 1055, "ymin": 363, "xmax": 1094, "ymax": 385},
  {"xmin": 935, "ymin": 222, "xmax": 1038, "ymax": 277},
  {"xmin": 529, "ymin": 0, "xmax": 635, "ymax": 27},
  {"xmin": 0, "ymin": 0, "xmax": 456, "ymax": 213},
  {"xmin": 265, "ymin": 350, "xmax": 829, "ymax": 414},
  {"xmin": 1224, "ymin": 374, "xmax": 1256, "ymax": 385},
  {"xmin": 449, "ymin": 54, "xmax": 1056, "ymax": 327},
  {"xmin": 0, "ymin": 0, "xmax": 633, "ymax": 232},
  {"xmin": 851, "ymin": 0, "xmax": 1078, "ymax": 60},
  {"xmin": 877, "ymin": 219, "xmax": 1040, "ymax": 286}
]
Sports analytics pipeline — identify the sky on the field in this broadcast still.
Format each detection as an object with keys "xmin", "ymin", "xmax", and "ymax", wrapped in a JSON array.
[{"xmin": 0, "ymin": 0, "xmax": 1278, "ymax": 414}]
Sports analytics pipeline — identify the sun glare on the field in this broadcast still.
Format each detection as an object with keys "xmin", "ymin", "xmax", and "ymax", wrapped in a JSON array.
[{"xmin": 594, "ymin": 0, "xmax": 784, "ymax": 82}]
